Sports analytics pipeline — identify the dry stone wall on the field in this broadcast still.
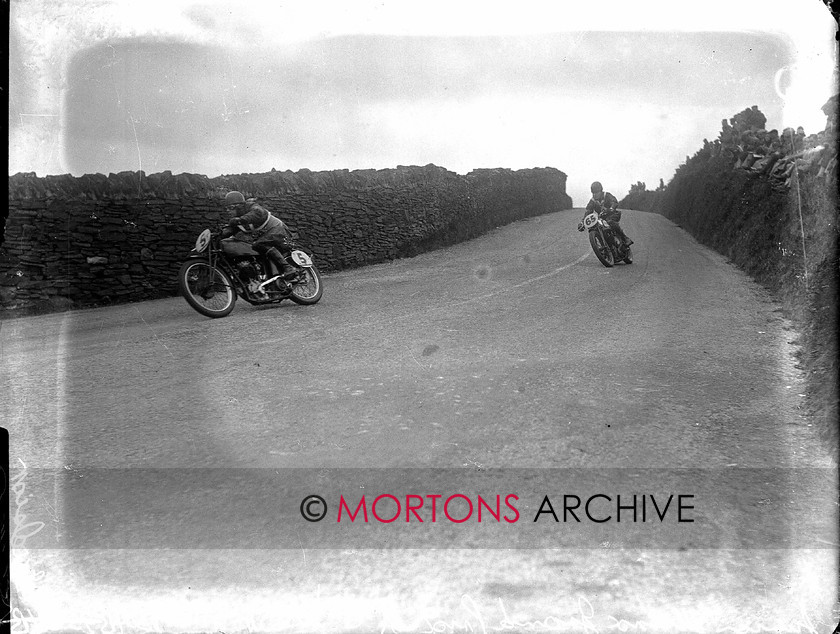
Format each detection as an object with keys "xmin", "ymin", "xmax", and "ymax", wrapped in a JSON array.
[{"xmin": 2, "ymin": 165, "xmax": 572, "ymax": 314}]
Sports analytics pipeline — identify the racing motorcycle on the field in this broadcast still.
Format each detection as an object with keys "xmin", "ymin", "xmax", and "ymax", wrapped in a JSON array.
[
  {"xmin": 178, "ymin": 228, "xmax": 323, "ymax": 318},
  {"xmin": 579, "ymin": 207, "xmax": 633, "ymax": 267}
]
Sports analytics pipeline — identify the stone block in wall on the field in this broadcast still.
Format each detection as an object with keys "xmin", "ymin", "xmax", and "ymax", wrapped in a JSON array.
[
  {"xmin": 99, "ymin": 217, "xmax": 126, "ymax": 226},
  {"xmin": 15, "ymin": 279, "xmax": 51, "ymax": 290},
  {"xmin": 99, "ymin": 230, "xmax": 128, "ymax": 242},
  {"xmin": 0, "ymin": 287, "xmax": 18, "ymax": 304}
]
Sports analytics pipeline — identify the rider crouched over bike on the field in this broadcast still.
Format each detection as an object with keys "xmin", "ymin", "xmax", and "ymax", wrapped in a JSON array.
[
  {"xmin": 578, "ymin": 181, "xmax": 633, "ymax": 247},
  {"xmin": 220, "ymin": 191, "xmax": 298, "ymax": 281}
]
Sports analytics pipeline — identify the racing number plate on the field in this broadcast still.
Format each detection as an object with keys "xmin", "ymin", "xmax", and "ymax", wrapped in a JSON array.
[
  {"xmin": 290, "ymin": 250, "xmax": 313, "ymax": 266},
  {"xmin": 583, "ymin": 213, "xmax": 599, "ymax": 229},
  {"xmin": 194, "ymin": 229, "xmax": 211, "ymax": 252}
]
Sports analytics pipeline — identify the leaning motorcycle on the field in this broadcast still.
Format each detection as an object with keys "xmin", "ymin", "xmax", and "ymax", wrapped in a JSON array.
[
  {"xmin": 178, "ymin": 229, "xmax": 323, "ymax": 318},
  {"xmin": 579, "ymin": 209, "xmax": 633, "ymax": 267}
]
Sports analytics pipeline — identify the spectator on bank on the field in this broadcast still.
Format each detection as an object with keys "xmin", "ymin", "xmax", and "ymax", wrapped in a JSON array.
[
  {"xmin": 781, "ymin": 128, "xmax": 796, "ymax": 154},
  {"xmin": 751, "ymin": 141, "xmax": 783, "ymax": 175},
  {"xmin": 794, "ymin": 127, "xmax": 806, "ymax": 151},
  {"xmin": 720, "ymin": 119, "xmax": 735, "ymax": 144},
  {"xmin": 712, "ymin": 99, "xmax": 837, "ymax": 188}
]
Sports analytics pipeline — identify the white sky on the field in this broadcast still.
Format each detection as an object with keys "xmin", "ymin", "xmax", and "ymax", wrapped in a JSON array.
[{"xmin": 8, "ymin": 0, "xmax": 838, "ymax": 205}]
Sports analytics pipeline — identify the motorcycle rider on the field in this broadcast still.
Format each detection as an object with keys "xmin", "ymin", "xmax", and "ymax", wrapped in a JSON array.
[
  {"xmin": 578, "ymin": 181, "xmax": 633, "ymax": 247},
  {"xmin": 221, "ymin": 191, "xmax": 298, "ymax": 281}
]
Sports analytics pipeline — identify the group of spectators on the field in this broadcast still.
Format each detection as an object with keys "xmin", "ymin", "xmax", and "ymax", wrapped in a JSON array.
[{"xmin": 706, "ymin": 97, "xmax": 837, "ymax": 191}]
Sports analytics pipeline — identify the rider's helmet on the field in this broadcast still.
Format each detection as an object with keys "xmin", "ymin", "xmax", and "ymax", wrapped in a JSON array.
[
  {"xmin": 224, "ymin": 191, "xmax": 247, "ymax": 215},
  {"xmin": 590, "ymin": 181, "xmax": 604, "ymax": 201}
]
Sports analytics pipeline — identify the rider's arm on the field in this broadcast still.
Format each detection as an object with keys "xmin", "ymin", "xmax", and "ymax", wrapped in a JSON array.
[
  {"xmin": 579, "ymin": 202, "xmax": 594, "ymax": 231},
  {"xmin": 233, "ymin": 204, "xmax": 269, "ymax": 232}
]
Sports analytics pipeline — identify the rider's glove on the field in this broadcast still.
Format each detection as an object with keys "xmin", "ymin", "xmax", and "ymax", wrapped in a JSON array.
[
  {"xmin": 577, "ymin": 222, "xmax": 584, "ymax": 232},
  {"xmin": 220, "ymin": 227, "xmax": 233, "ymax": 238}
]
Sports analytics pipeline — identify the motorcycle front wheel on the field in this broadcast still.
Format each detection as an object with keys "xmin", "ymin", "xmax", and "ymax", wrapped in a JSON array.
[
  {"xmin": 178, "ymin": 260, "xmax": 237, "ymax": 318},
  {"xmin": 589, "ymin": 230, "xmax": 615, "ymax": 267},
  {"xmin": 289, "ymin": 266, "xmax": 324, "ymax": 305},
  {"xmin": 623, "ymin": 247, "xmax": 633, "ymax": 264}
]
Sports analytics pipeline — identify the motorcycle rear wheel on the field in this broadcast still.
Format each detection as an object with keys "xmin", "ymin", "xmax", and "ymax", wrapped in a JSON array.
[
  {"xmin": 589, "ymin": 230, "xmax": 615, "ymax": 267},
  {"xmin": 178, "ymin": 260, "xmax": 237, "ymax": 318},
  {"xmin": 289, "ymin": 266, "xmax": 323, "ymax": 305}
]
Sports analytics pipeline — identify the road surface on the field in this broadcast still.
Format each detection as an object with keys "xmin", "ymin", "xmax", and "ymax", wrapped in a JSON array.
[{"xmin": 3, "ymin": 208, "xmax": 837, "ymax": 633}]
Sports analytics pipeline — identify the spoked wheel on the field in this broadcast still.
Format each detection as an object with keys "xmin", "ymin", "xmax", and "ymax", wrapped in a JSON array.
[
  {"xmin": 178, "ymin": 260, "xmax": 237, "ymax": 318},
  {"xmin": 289, "ymin": 266, "xmax": 324, "ymax": 305},
  {"xmin": 589, "ymin": 230, "xmax": 615, "ymax": 267}
]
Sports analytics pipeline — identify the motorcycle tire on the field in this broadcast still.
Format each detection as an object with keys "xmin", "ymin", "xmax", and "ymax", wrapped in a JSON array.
[
  {"xmin": 178, "ymin": 260, "xmax": 237, "ymax": 318},
  {"xmin": 289, "ymin": 265, "xmax": 324, "ymax": 305},
  {"xmin": 589, "ymin": 230, "xmax": 615, "ymax": 267},
  {"xmin": 623, "ymin": 247, "xmax": 633, "ymax": 264}
]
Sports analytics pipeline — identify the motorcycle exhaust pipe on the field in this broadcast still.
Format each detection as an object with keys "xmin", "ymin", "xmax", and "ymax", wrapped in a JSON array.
[{"xmin": 257, "ymin": 275, "xmax": 284, "ymax": 292}]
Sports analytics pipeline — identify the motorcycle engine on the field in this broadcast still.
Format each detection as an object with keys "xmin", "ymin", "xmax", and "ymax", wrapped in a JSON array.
[{"xmin": 236, "ymin": 260, "xmax": 262, "ymax": 281}]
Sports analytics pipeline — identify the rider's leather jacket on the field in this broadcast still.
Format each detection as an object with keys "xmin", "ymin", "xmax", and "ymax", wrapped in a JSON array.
[
  {"xmin": 585, "ymin": 192, "xmax": 620, "ymax": 221},
  {"xmin": 229, "ymin": 200, "xmax": 292, "ymax": 241}
]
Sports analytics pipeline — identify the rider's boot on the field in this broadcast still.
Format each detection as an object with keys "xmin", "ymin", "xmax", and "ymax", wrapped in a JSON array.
[
  {"xmin": 614, "ymin": 225, "xmax": 633, "ymax": 247},
  {"xmin": 266, "ymin": 247, "xmax": 298, "ymax": 279}
]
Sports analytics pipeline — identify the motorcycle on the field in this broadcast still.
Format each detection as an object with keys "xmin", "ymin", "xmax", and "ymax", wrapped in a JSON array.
[
  {"xmin": 579, "ymin": 208, "xmax": 633, "ymax": 267},
  {"xmin": 178, "ymin": 228, "xmax": 323, "ymax": 318}
]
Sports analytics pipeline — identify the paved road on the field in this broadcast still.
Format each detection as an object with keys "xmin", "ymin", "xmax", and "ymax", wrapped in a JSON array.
[{"xmin": 3, "ymin": 209, "xmax": 837, "ymax": 633}]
